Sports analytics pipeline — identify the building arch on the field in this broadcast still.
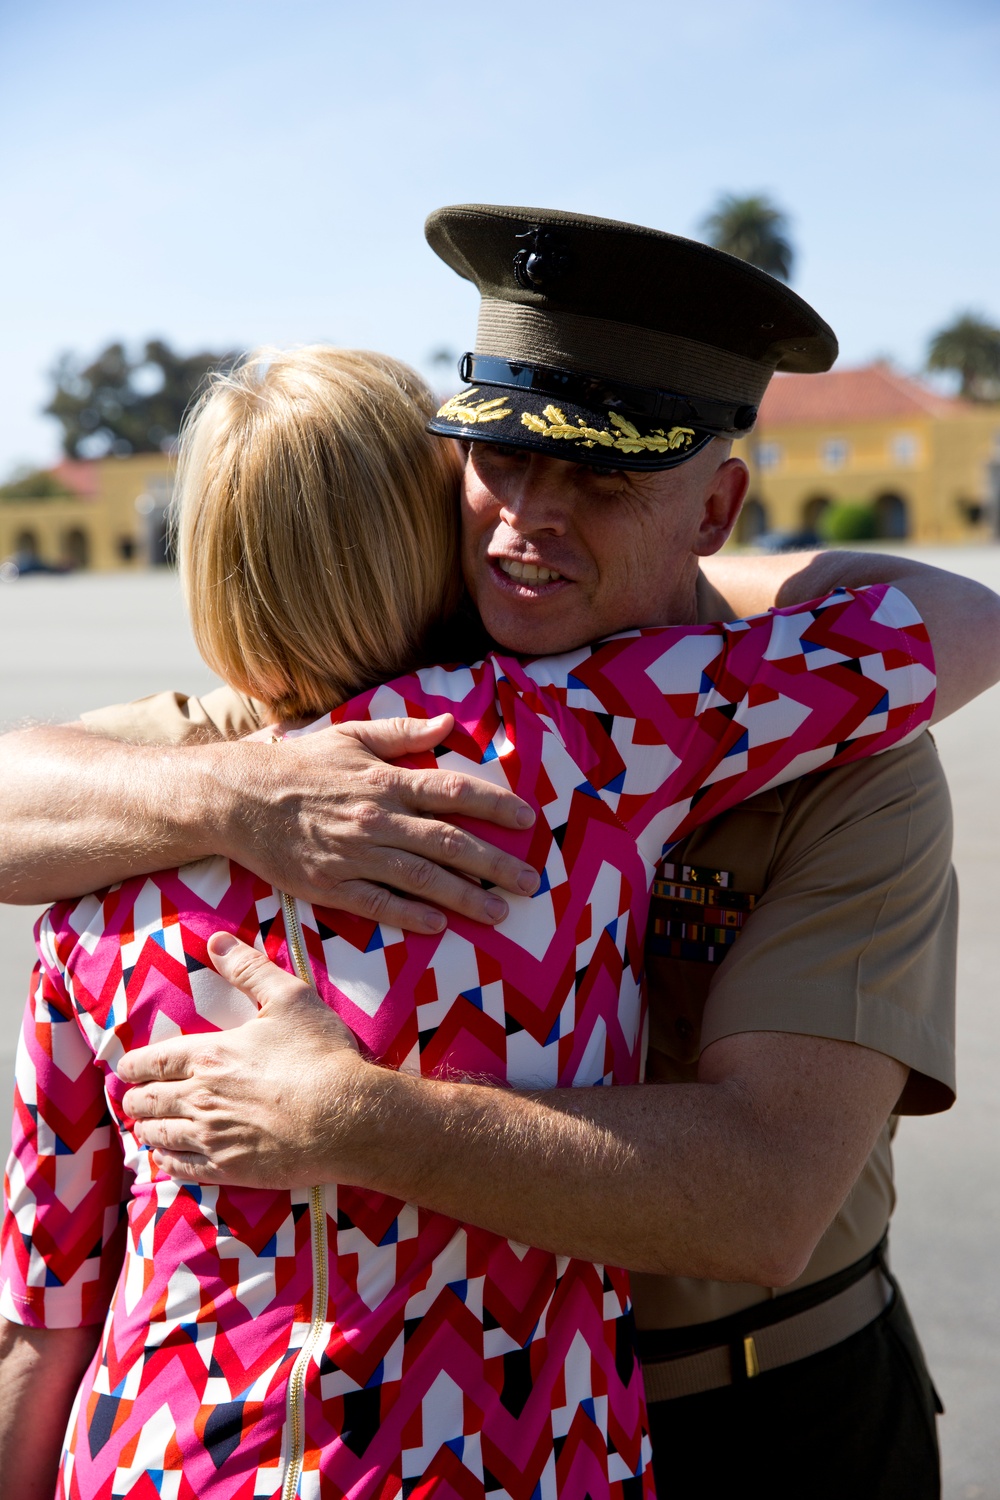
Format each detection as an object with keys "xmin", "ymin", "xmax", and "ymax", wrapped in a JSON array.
[
  {"xmin": 736, "ymin": 496, "xmax": 769, "ymax": 544},
  {"xmin": 63, "ymin": 527, "xmax": 91, "ymax": 569},
  {"xmin": 13, "ymin": 529, "xmax": 39, "ymax": 560},
  {"xmin": 873, "ymin": 493, "xmax": 910, "ymax": 540},
  {"xmin": 801, "ymin": 496, "xmax": 832, "ymax": 534}
]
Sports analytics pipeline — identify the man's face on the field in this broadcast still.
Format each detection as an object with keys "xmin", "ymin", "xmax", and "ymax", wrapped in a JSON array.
[{"xmin": 460, "ymin": 440, "xmax": 747, "ymax": 655}]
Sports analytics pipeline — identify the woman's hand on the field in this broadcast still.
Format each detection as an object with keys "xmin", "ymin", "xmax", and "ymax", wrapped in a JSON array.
[{"xmin": 119, "ymin": 933, "xmax": 382, "ymax": 1188}]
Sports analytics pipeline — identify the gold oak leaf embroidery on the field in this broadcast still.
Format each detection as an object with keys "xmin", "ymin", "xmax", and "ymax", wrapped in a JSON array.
[
  {"xmin": 520, "ymin": 405, "xmax": 695, "ymax": 454},
  {"xmin": 436, "ymin": 389, "xmax": 513, "ymax": 425}
]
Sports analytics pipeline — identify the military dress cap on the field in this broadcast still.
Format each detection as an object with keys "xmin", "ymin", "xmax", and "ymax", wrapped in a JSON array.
[{"xmin": 426, "ymin": 203, "xmax": 838, "ymax": 471}]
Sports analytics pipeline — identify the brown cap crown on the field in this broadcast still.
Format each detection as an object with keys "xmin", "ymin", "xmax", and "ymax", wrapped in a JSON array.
[{"xmin": 425, "ymin": 203, "xmax": 838, "ymax": 469}]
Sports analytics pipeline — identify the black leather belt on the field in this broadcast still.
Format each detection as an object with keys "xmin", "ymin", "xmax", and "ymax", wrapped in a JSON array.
[{"xmin": 642, "ymin": 1263, "xmax": 894, "ymax": 1403}]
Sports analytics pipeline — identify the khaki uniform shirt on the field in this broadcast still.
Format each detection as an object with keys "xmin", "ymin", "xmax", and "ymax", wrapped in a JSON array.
[
  {"xmin": 81, "ymin": 687, "xmax": 958, "ymax": 1333},
  {"xmin": 81, "ymin": 686, "xmax": 268, "ymax": 745}
]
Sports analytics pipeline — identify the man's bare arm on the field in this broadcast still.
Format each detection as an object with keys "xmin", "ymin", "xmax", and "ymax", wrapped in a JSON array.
[
  {"xmin": 121, "ymin": 935, "xmax": 905, "ymax": 1286},
  {"xmin": 346, "ymin": 1029, "xmax": 905, "ymax": 1286},
  {"xmin": 3, "ymin": 555, "xmax": 990, "ymax": 915},
  {"xmin": 702, "ymin": 549, "xmax": 1000, "ymax": 724},
  {"xmin": 0, "ymin": 716, "xmax": 538, "ymax": 926},
  {"xmin": 0, "ymin": 1320, "xmax": 101, "ymax": 1500},
  {"xmin": 0, "ymin": 723, "xmax": 221, "ymax": 904}
]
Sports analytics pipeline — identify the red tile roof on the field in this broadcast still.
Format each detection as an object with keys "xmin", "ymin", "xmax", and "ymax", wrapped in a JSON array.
[
  {"xmin": 49, "ymin": 459, "xmax": 101, "ymax": 498},
  {"xmin": 757, "ymin": 361, "xmax": 963, "ymax": 427}
]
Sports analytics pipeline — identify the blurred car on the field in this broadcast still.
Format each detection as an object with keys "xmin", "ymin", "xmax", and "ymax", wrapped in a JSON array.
[
  {"xmin": 755, "ymin": 529, "xmax": 823, "ymax": 554},
  {"xmin": 0, "ymin": 552, "xmax": 71, "ymax": 581}
]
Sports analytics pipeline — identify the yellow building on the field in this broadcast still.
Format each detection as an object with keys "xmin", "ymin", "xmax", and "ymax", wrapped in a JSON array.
[
  {"xmin": 733, "ymin": 362, "xmax": 1000, "ymax": 544},
  {"xmin": 6, "ymin": 371, "xmax": 1000, "ymax": 567},
  {"xmin": 0, "ymin": 453, "xmax": 175, "ymax": 572}
]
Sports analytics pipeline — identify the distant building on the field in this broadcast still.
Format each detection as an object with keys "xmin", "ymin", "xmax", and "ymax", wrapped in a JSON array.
[
  {"xmin": 0, "ymin": 453, "xmax": 175, "ymax": 571},
  {"xmin": 733, "ymin": 362, "xmax": 1000, "ymax": 544},
  {"xmin": 6, "ymin": 374, "xmax": 1000, "ymax": 569}
]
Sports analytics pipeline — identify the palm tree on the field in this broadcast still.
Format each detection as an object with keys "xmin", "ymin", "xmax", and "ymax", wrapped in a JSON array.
[
  {"xmin": 927, "ymin": 313, "xmax": 1000, "ymax": 401},
  {"xmin": 700, "ymin": 194, "xmax": 794, "ymax": 281}
]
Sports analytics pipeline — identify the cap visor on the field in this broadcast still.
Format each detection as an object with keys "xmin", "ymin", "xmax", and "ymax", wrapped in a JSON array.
[{"xmin": 428, "ymin": 386, "xmax": 714, "ymax": 471}]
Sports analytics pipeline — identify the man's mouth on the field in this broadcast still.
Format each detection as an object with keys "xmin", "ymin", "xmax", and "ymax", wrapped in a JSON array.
[{"xmin": 493, "ymin": 556, "xmax": 565, "ymax": 585}]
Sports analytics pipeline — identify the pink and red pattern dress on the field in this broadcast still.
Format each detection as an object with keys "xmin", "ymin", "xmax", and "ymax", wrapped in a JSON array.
[{"xmin": 2, "ymin": 586, "xmax": 934, "ymax": 1500}]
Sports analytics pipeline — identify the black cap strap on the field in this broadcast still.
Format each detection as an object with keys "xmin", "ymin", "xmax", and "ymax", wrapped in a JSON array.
[{"xmin": 458, "ymin": 353, "xmax": 757, "ymax": 435}]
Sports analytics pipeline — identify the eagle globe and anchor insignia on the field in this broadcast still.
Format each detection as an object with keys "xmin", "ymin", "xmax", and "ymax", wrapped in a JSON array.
[
  {"xmin": 433, "ymin": 223, "xmax": 696, "ymax": 456},
  {"xmin": 513, "ymin": 226, "xmax": 570, "ymax": 290}
]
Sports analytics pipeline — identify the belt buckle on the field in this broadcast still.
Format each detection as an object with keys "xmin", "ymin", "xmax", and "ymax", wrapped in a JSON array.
[{"xmin": 743, "ymin": 1335, "xmax": 760, "ymax": 1379}]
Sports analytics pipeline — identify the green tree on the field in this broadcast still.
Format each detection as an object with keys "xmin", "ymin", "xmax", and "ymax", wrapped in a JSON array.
[
  {"xmin": 700, "ymin": 193, "xmax": 794, "ymax": 281},
  {"xmin": 926, "ymin": 313, "xmax": 1000, "ymax": 401},
  {"xmin": 821, "ymin": 502, "xmax": 878, "ymax": 543},
  {"xmin": 0, "ymin": 466, "xmax": 72, "ymax": 501},
  {"xmin": 428, "ymin": 347, "xmax": 459, "ymax": 373},
  {"xmin": 45, "ymin": 339, "xmax": 238, "ymax": 458}
]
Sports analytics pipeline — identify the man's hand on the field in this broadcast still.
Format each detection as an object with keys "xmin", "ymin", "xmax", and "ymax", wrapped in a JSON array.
[
  {"xmin": 122, "ymin": 935, "xmax": 907, "ymax": 1286},
  {"xmin": 120, "ymin": 932, "xmax": 377, "ymax": 1187},
  {"xmin": 0, "ymin": 713, "xmax": 538, "ymax": 928},
  {"xmin": 215, "ymin": 713, "xmax": 539, "ymax": 933}
]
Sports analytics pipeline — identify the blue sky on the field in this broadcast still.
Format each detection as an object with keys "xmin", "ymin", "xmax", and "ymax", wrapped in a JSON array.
[{"xmin": 1, "ymin": 0, "xmax": 997, "ymax": 474}]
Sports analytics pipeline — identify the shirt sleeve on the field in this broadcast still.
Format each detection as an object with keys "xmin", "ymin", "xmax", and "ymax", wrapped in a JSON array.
[
  {"xmin": 80, "ymin": 685, "xmax": 265, "ymax": 745},
  {"xmin": 697, "ymin": 734, "xmax": 957, "ymax": 1113},
  {"xmin": 513, "ymin": 583, "xmax": 935, "ymax": 865},
  {"xmin": 0, "ymin": 917, "xmax": 130, "ymax": 1328}
]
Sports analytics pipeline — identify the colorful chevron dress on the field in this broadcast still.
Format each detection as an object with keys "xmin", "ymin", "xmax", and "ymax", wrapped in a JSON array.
[{"xmin": 1, "ymin": 586, "xmax": 934, "ymax": 1500}]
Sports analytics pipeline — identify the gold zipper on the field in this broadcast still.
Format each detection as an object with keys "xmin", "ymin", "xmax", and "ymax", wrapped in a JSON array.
[{"xmin": 280, "ymin": 890, "xmax": 330, "ymax": 1500}]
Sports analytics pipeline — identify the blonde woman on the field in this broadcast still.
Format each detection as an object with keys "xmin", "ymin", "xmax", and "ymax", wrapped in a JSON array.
[{"xmin": 0, "ymin": 346, "xmax": 970, "ymax": 1499}]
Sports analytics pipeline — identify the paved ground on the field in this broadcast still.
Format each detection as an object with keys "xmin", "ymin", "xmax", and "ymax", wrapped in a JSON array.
[{"xmin": 0, "ymin": 560, "xmax": 998, "ymax": 1496}]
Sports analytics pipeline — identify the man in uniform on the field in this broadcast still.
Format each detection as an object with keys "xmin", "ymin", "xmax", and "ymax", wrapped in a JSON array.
[{"xmin": 0, "ymin": 206, "xmax": 967, "ymax": 1498}]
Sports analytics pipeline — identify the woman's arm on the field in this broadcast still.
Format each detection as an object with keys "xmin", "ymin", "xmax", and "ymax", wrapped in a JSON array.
[
  {"xmin": 0, "ymin": 943, "xmax": 126, "ymax": 1496},
  {"xmin": 701, "ymin": 550, "xmax": 1000, "ymax": 724},
  {"xmin": 0, "ymin": 1320, "xmax": 101, "ymax": 1500},
  {"xmin": 1, "ymin": 951, "xmax": 131, "ymax": 1338}
]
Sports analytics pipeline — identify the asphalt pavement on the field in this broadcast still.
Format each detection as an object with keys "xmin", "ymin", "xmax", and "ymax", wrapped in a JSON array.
[{"xmin": 0, "ymin": 560, "xmax": 997, "ymax": 1497}]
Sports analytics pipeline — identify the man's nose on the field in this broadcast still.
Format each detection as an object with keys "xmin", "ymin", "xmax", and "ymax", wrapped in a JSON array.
[{"xmin": 498, "ymin": 456, "xmax": 573, "ymax": 535}]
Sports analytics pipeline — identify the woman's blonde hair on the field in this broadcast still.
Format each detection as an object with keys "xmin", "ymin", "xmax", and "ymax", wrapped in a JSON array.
[{"xmin": 175, "ymin": 346, "xmax": 463, "ymax": 719}]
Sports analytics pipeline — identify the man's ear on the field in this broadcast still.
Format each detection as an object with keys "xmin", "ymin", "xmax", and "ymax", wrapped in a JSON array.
[{"xmin": 693, "ymin": 457, "xmax": 749, "ymax": 557}]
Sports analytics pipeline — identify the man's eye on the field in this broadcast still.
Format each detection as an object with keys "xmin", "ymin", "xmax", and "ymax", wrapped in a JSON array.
[{"xmin": 477, "ymin": 442, "xmax": 529, "ymax": 464}]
